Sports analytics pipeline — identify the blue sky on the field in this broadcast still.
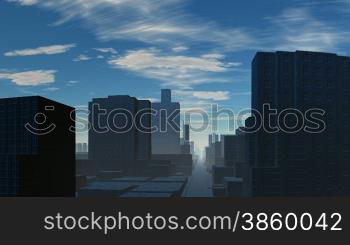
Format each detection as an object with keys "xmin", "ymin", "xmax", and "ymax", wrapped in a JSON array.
[{"xmin": 1, "ymin": 0, "xmax": 350, "ymax": 154}]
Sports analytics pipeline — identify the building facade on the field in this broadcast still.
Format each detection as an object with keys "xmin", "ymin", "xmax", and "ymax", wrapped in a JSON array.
[
  {"xmin": 88, "ymin": 96, "xmax": 152, "ymax": 173},
  {"xmin": 250, "ymin": 51, "xmax": 350, "ymax": 196},
  {"xmin": 151, "ymin": 89, "xmax": 181, "ymax": 154},
  {"xmin": 0, "ymin": 96, "xmax": 75, "ymax": 196}
]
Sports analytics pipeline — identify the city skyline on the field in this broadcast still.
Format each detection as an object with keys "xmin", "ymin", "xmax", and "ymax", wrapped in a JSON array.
[
  {"xmin": 2, "ymin": 3, "xmax": 350, "ymax": 241},
  {"xmin": 3, "ymin": 0, "xmax": 350, "ymax": 153},
  {"xmin": 1, "ymin": 49, "xmax": 349, "ymax": 197}
]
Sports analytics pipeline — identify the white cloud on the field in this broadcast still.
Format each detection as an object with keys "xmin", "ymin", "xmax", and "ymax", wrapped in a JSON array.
[
  {"xmin": 201, "ymin": 53, "xmax": 226, "ymax": 60},
  {"xmin": 68, "ymin": 80, "xmax": 80, "ymax": 84},
  {"xmin": 0, "ymin": 70, "xmax": 56, "ymax": 86},
  {"xmin": 138, "ymin": 97, "xmax": 160, "ymax": 103},
  {"xmin": 44, "ymin": 87, "xmax": 60, "ymax": 92},
  {"xmin": 264, "ymin": 8, "xmax": 350, "ymax": 52},
  {"xmin": 192, "ymin": 91, "xmax": 230, "ymax": 101},
  {"xmin": 6, "ymin": 0, "xmax": 255, "ymax": 51},
  {"xmin": 7, "ymin": 0, "xmax": 38, "ymax": 6},
  {"xmin": 4, "ymin": 44, "xmax": 76, "ymax": 57},
  {"xmin": 94, "ymin": 48, "xmax": 118, "ymax": 54},
  {"xmin": 66, "ymin": 80, "xmax": 80, "ymax": 86},
  {"xmin": 110, "ymin": 49, "xmax": 226, "ymax": 72},
  {"xmin": 73, "ymin": 54, "xmax": 91, "ymax": 62},
  {"xmin": 173, "ymin": 90, "xmax": 230, "ymax": 101},
  {"xmin": 8, "ymin": 1, "xmax": 350, "ymax": 55},
  {"xmin": 172, "ymin": 46, "xmax": 188, "ymax": 52},
  {"xmin": 108, "ymin": 49, "xmax": 236, "ymax": 89}
]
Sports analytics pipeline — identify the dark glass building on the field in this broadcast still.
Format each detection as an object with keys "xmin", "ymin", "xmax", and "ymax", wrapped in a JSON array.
[
  {"xmin": 250, "ymin": 51, "xmax": 350, "ymax": 196},
  {"xmin": 88, "ymin": 96, "xmax": 152, "ymax": 173},
  {"xmin": 0, "ymin": 96, "xmax": 75, "ymax": 196},
  {"xmin": 183, "ymin": 124, "xmax": 190, "ymax": 142}
]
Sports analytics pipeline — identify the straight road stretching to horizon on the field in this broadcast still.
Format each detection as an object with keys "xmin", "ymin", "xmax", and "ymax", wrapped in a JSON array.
[{"xmin": 182, "ymin": 163, "xmax": 213, "ymax": 197}]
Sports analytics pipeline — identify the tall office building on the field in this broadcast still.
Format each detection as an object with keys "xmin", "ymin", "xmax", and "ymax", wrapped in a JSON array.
[
  {"xmin": 183, "ymin": 124, "xmax": 190, "ymax": 142},
  {"xmin": 82, "ymin": 143, "xmax": 88, "ymax": 153},
  {"xmin": 136, "ymin": 100, "xmax": 152, "ymax": 160},
  {"xmin": 250, "ymin": 51, "xmax": 350, "ymax": 196},
  {"xmin": 88, "ymin": 96, "xmax": 151, "ymax": 172},
  {"xmin": 152, "ymin": 89, "xmax": 180, "ymax": 154},
  {"xmin": 0, "ymin": 96, "xmax": 75, "ymax": 196},
  {"xmin": 181, "ymin": 124, "xmax": 191, "ymax": 154},
  {"xmin": 190, "ymin": 141, "xmax": 195, "ymax": 155},
  {"xmin": 213, "ymin": 134, "xmax": 219, "ymax": 143},
  {"xmin": 223, "ymin": 129, "xmax": 251, "ymax": 197},
  {"xmin": 223, "ymin": 134, "xmax": 246, "ymax": 168},
  {"xmin": 76, "ymin": 143, "xmax": 83, "ymax": 153},
  {"xmin": 208, "ymin": 134, "xmax": 213, "ymax": 146}
]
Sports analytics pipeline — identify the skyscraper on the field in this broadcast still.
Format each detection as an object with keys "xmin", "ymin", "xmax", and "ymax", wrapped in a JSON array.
[
  {"xmin": 223, "ymin": 129, "xmax": 251, "ymax": 197},
  {"xmin": 181, "ymin": 124, "xmax": 191, "ymax": 154},
  {"xmin": 250, "ymin": 51, "xmax": 350, "ymax": 196},
  {"xmin": 213, "ymin": 133, "xmax": 219, "ymax": 143},
  {"xmin": 161, "ymin": 89, "xmax": 172, "ymax": 104},
  {"xmin": 0, "ymin": 96, "xmax": 75, "ymax": 197},
  {"xmin": 136, "ymin": 100, "xmax": 152, "ymax": 160},
  {"xmin": 82, "ymin": 143, "xmax": 88, "ymax": 153},
  {"xmin": 152, "ymin": 89, "xmax": 181, "ymax": 154},
  {"xmin": 208, "ymin": 134, "xmax": 213, "ymax": 146},
  {"xmin": 76, "ymin": 143, "xmax": 83, "ymax": 153},
  {"xmin": 183, "ymin": 124, "xmax": 190, "ymax": 142},
  {"xmin": 88, "ymin": 96, "xmax": 152, "ymax": 173}
]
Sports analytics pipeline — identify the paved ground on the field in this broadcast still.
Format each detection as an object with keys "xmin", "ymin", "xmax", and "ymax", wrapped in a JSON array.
[{"xmin": 182, "ymin": 163, "xmax": 213, "ymax": 197}]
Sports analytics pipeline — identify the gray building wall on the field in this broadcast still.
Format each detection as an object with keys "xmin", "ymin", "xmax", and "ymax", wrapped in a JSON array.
[
  {"xmin": 152, "ymin": 90, "xmax": 180, "ymax": 154},
  {"xmin": 89, "ymin": 96, "xmax": 151, "ymax": 172}
]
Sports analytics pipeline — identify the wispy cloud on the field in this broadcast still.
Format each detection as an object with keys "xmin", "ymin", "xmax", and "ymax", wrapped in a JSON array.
[
  {"xmin": 138, "ymin": 97, "xmax": 160, "ymax": 103},
  {"xmin": 110, "ymin": 49, "xmax": 228, "ymax": 72},
  {"xmin": 7, "ymin": 1, "xmax": 350, "ymax": 55},
  {"xmin": 7, "ymin": 0, "xmax": 255, "ymax": 51},
  {"xmin": 192, "ymin": 91, "xmax": 230, "ymax": 101},
  {"xmin": 263, "ymin": 8, "xmax": 350, "ymax": 52},
  {"xmin": 7, "ymin": 0, "xmax": 38, "ymax": 6},
  {"xmin": 4, "ymin": 44, "xmax": 76, "ymax": 57},
  {"xmin": 0, "ymin": 70, "xmax": 56, "ymax": 86},
  {"xmin": 43, "ymin": 87, "xmax": 60, "ymax": 92},
  {"xmin": 108, "ymin": 48, "xmax": 239, "ymax": 89},
  {"xmin": 94, "ymin": 48, "xmax": 118, "ymax": 54},
  {"xmin": 73, "ymin": 54, "xmax": 92, "ymax": 62},
  {"xmin": 66, "ymin": 80, "xmax": 80, "ymax": 86},
  {"xmin": 173, "ymin": 90, "xmax": 230, "ymax": 101},
  {"xmin": 172, "ymin": 46, "xmax": 189, "ymax": 52}
]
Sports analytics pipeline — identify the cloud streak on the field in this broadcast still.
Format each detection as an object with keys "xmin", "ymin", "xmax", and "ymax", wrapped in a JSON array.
[
  {"xmin": 174, "ymin": 90, "xmax": 230, "ymax": 101},
  {"xmin": 43, "ymin": 87, "xmax": 60, "ymax": 92},
  {"xmin": 4, "ymin": 44, "xmax": 76, "ymax": 56},
  {"xmin": 263, "ymin": 8, "xmax": 350, "ymax": 52},
  {"xmin": 7, "ymin": 0, "xmax": 255, "ymax": 51},
  {"xmin": 94, "ymin": 48, "xmax": 118, "ymax": 54},
  {"xmin": 7, "ymin": 0, "xmax": 38, "ymax": 6},
  {"xmin": 192, "ymin": 91, "xmax": 230, "ymax": 101},
  {"xmin": 108, "ymin": 48, "xmax": 239, "ymax": 89},
  {"xmin": 73, "ymin": 54, "xmax": 92, "ymax": 62}
]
